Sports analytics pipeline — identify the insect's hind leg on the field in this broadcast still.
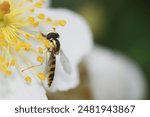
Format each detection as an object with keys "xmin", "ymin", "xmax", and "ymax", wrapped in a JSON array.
[
  {"xmin": 21, "ymin": 50, "xmax": 49, "ymax": 72},
  {"xmin": 21, "ymin": 62, "xmax": 43, "ymax": 72}
]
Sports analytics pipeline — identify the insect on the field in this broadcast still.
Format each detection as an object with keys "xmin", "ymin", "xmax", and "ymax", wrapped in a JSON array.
[
  {"xmin": 42, "ymin": 31, "xmax": 72, "ymax": 87},
  {"xmin": 22, "ymin": 30, "xmax": 72, "ymax": 87}
]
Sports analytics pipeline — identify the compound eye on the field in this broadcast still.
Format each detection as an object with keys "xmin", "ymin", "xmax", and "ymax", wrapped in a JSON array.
[{"xmin": 47, "ymin": 32, "xmax": 59, "ymax": 39}]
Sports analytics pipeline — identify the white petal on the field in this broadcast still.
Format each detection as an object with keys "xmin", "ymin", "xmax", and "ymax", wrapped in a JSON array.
[
  {"xmin": 0, "ymin": 67, "xmax": 47, "ymax": 100},
  {"xmin": 84, "ymin": 46, "xmax": 147, "ymax": 99},
  {"xmin": 39, "ymin": 8, "xmax": 93, "ymax": 92}
]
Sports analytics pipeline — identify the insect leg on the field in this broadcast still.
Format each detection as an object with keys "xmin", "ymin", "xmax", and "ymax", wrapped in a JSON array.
[
  {"xmin": 21, "ymin": 62, "xmax": 43, "ymax": 72},
  {"xmin": 21, "ymin": 50, "xmax": 48, "ymax": 72},
  {"xmin": 41, "ymin": 32, "xmax": 47, "ymax": 37}
]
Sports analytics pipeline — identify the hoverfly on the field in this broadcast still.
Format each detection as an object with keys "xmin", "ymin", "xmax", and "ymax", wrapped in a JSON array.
[
  {"xmin": 41, "ymin": 30, "xmax": 72, "ymax": 87},
  {"xmin": 22, "ymin": 29, "xmax": 72, "ymax": 87}
]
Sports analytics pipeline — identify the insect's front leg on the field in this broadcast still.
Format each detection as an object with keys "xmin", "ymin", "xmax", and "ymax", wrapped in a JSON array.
[{"xmin": 40, "ymin": 32, "xmax": 47, "ymax": 37}]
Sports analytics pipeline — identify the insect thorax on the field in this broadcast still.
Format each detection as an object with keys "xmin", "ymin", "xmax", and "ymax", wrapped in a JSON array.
[{"xmin": 49, "ymin": 38, "xmax": 60, "ymax": 55}]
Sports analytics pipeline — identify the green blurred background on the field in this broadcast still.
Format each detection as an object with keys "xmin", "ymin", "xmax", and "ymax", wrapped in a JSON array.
[{"xmin": 51, "ymin": 0, "xmax": 150, "ymax": 99}]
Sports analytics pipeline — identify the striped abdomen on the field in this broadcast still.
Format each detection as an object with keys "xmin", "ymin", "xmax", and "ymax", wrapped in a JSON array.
[{"xmin": 48, "ymin": 54, "xmax": 56, "ymax": 87}]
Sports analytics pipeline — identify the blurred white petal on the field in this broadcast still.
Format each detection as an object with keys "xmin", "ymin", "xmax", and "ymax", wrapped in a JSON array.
[{"xmin": 84, "ymin": 46, "xmax": 147, "ymax": 99}]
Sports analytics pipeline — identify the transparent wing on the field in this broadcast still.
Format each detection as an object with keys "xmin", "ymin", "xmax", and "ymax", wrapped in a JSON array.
[{"xmin": 60, "ymin": 49, "xmax": 72, "ymax": 74}]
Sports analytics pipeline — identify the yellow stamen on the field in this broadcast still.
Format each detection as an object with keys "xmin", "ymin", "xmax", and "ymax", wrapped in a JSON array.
[
  {"xmin": 11, "ymin": 36, "xmax": 18, "ymax": 43},
  {"xmin": 33, "ymin": 21, "xmax": 39, "ymax": 27},
  {"xmin": 41, "ymin": 0, "xmax": 45, "ymax": 3},
  {"xmin": 30, "ymin": 8, "xmax": 35, "ymax": 13},
  {"xmin": 37, "ymin": 72, "xmax": 46, "ymax": 80},
  {"xmin": 0, "ymin": 65, "xmax": 12, "ymax": 76},
  {"xmin": 0, "ymin": 56, "xmax": 5, "ymax": 62},
  {"xmin": 53, "ymin": 20, "xmax": 67, "ymax": 27},
  {"xmin": 34, "ymin": 2, "xmax": 43, "ymax": 8},
  {"xmin": 27, "ymin": 0, "xmax": 33, "ymax": 2},
  {"xmin": 37, "ymin": 56, "xmax": 43, "ymax": 63},
  {"xmin": 5, "ymin": 62, "xmax": 9, "ymax": 67},
  {"xmin": 58, "ymin": 20, "xmax": 67, "ymax": 26},
  {"xmin": 10, "ymin": 59, "xmax": 16, "ymax": 66},
  {"xmin": 24, "ymin": 76, "xmax": 32, "ymax": 84},
  {"xmin": 38, "ymin": 13, "xmax": 45, "ymax": 20},
  {"xmin": 46, "ymin": 17, "xmax": 52, "ymax": 23},
  {"xmin": 18, "ymin": 42, "xmax": 31, "ymax": 51},
  {"xmin": 28, "ymin": 16, "xmax": 35, "ymax": 23},
  {"xmin": 5, "ymin": 70, "xmax": 12, "ymax": 75},
  {"xmin": 25, "ymin": 34, "xmax": 30, "ymax": 40},
  {"xmin": 36, "ymin": 34, "xmax": 51, "ymax": 48},
  {"xmin": 0, "ymin": 33, "xmax": 4, "ymax": 39},
  {"xmin": 38, "ymin": 47, "xmax": 44, "ymax": 54}
]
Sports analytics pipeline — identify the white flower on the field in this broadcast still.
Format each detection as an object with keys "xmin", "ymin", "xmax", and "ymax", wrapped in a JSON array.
[
  {"xmin": 84, "ymin": 46, "xmax": 147, "ymax": 99},
  {"xmin": 0, "ymin": 0, "xmax": 93, "ymax": 99}
]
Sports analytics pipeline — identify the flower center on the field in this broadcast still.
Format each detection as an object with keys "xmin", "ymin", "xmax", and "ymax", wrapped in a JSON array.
[
  {"xmin": 0, "ymin": 1, "xmax": 10, "ymax": 27},
  {"xmin": 0, "ymin": 1, "xmax": 10, "ymax": 14}
]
